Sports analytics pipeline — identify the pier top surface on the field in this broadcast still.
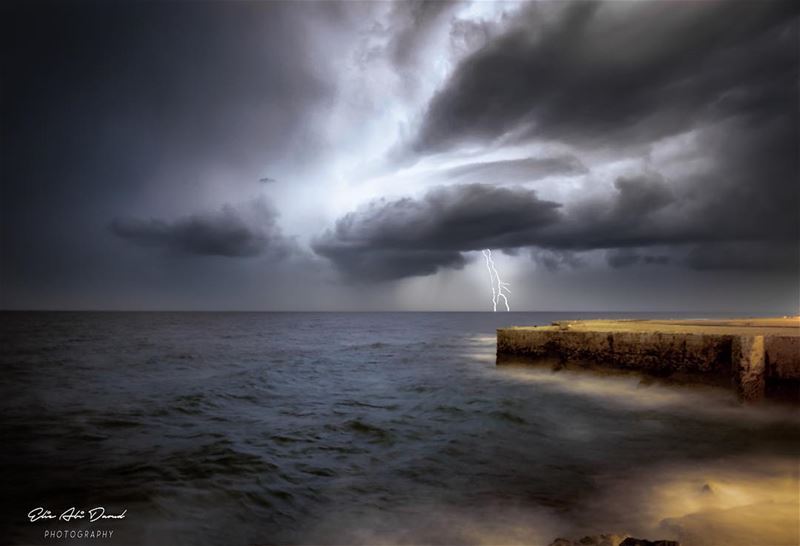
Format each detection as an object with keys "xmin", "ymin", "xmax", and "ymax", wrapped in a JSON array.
[{"xmin": 503, "ymin": 317, "xmax": 800, "ymax": 337}]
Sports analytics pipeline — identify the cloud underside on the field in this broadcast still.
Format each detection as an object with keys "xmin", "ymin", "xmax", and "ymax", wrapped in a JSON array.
[
  {"xmin": 314, "ymin": 1, "xmax": 798, "ymax": 282},
  {"xmin": 111, "ymin": 201, "xmax": 290, "ymax": 258},
  {"xmin": 314, "ymin": 177, "xmax": 798, "ymax": 281}
]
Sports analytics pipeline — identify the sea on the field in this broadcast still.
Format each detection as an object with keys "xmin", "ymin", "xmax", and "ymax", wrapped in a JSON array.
[{"xmin": 1, "ymin": 312, "xmax": 798, "ymax": 546}]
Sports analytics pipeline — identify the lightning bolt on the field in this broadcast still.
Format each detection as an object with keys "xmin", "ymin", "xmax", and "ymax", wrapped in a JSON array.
[
  {"xmin": 482, "ymin": 250, "xmax": 498, "ymax": 311},
  {"xmin": 481, "ymin": 249, "xmax": 511, "ymax": 312}
]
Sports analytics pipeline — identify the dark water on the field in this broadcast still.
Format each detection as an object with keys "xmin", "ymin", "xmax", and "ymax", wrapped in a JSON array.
[{"xmin": 1, "ymin": 312, "xmax": 798, "ymax": 546}]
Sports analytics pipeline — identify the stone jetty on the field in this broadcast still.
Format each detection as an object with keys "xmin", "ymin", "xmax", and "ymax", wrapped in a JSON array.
[{"xmin": 497, "ymin": 317, "xmax": 800, "ymax": 402}]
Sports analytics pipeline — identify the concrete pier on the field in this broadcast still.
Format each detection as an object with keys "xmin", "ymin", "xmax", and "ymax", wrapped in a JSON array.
[{"xmin": 497, "ymin": 317, "xmax": 800, "ymax": 402}]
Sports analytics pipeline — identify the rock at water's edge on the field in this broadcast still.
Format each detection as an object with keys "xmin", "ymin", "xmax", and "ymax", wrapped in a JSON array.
[
  {"xmin": 548, "ymin": 536, "xmax": 679, "ymax": 546},
  {"xmin": 620, "ymin": 538, "xmax": 680, "ymax": 546}
]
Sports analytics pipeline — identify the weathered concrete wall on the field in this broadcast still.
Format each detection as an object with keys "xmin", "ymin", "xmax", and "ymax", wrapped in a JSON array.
[
  {"xmin": 497, "ymin": 318, "xmax": 800, "ymax": 403},
  {"xmin": 732, "ymin": 335, "xmax": 765, "ymax": 401},
  {"xmin": 765, "ymin": 336, "xmax": 800, "ymax": 379},
  {"xmin": 498, "ymin": 330, "xmax": 734, "ymax": 375}
]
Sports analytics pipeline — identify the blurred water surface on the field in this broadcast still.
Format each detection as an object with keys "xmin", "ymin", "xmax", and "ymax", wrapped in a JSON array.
[{"xmin": 1, "ymin": 312, "xmax": 798, "ymax": 545}]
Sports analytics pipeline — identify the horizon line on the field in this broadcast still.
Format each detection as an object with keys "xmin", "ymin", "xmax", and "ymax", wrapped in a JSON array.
[{"xmin": 0, "ymin": 309, "xmax": 794, "ymax": 316}]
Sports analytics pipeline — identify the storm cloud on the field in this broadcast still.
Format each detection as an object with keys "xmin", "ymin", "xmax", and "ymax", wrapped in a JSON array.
[
  {"xmin": 111, "ymin": 202, "xmax": 290, "ymax": 258},
  {"xmin": 1, "ymin": 0, "xmax": 797, "ymax": 311},
  {"xmin": 405, "ymin": 1, "xmax": 799, "ymax": 262},
  {"xmin": 312, "ymin": 175, "xmax": 682, "ymax": 280},
  {"xmin": 315, "ymin": 162, "xmax": 799, "ymax": 280},
  {"xmin": 329, "ymin": 0, "xmax": 797, "ymax": 285},
  {"xmin": 313, "ymin": 184, "xmax": 561, "ymax": 280},
  {"xmin": 1, "ymin": 1, "xmax": 337, "ymax": 308},
  {"xmin": 413, "ymin": 1, "xmax": 798, "ymax": 151}
]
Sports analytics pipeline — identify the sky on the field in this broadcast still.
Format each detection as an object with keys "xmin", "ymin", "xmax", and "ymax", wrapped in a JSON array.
[{"xmin": 1, "ymin": 0, "xmax": 798, "ymax": 312}]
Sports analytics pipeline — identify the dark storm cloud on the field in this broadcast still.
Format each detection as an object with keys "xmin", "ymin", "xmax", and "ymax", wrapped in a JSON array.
[
  {"xmin": 111, "ymin": 202, "xmax": 290, "ymax": 258},
  {"xmin": 315, "ymin": 162, "xmax": 798, "ymax": 280},
  {"xmin": 1, "ymin": 1, "xmax": 333, "ymax": 306},
  {"xmin": 442, "ymin": 155, "xmax": 587, "ymax": 184},
  {"xmin": 545, "ymin": 173, "xmax": 681, "ymax": 251},
  {"xmin": 2, "ymin": 2, "xmax": 330, "ymax": 179},
  {"xmin": 2, "ymin": 0, "xmax": 797, "ymax": 309},
  {"xmin": 314, "ymin": 176, "xmax": 675, "ymax": 281},
  {"xmin": 611, "ymin": 175, "xmax": 673, "ymax": 218},
  {"xmin": 414, "ymin": 0, "xmax": 798, "ymax": 151},
  {"xmin": 382, "ymin": 0, "xmax": 798, "ymax": 282},
  {"xmin": 313, "ymin": 184, "xmax": 562, "ymax": 280}
]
